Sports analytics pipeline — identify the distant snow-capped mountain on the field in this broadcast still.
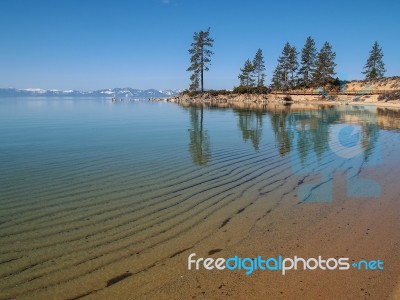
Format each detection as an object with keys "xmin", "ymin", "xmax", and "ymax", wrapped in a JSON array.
[{"xmin": 0, "ymin": 88, "xmax": 182, "ymax": 98}]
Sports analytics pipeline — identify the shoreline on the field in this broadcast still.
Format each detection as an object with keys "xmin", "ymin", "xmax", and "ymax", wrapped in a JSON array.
[{"xmin": 166, "ymin": 93, "xmax": 400, "ymax": 109}]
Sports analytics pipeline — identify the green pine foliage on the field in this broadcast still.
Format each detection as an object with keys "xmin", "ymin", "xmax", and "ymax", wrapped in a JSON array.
[
  {"xmin": 288, "ymin": 45, "xmax": 299, "ymax": 87},
  {"xmin": 184, "ymin": 31, "xmax": 390, "ymax": 94},
  {"xmin": 237, "ymin": 49, "xmax": 267, "ymax": 93},
  {"xmin": 363, "ymin": 41, "xmax": 385, "ymax": 81},
  {"xmin": 272, "ymin": 42, "xmax": 298, "ymax": 90},
  {"xmin": 253, "ymin": 49, "xmax": 266, "ymax": 87},
  {"xmin": 313, "ymin": 42, "xmax": 336, "ymax": 88},
  {"xmin": 298, "ymin": 36, "xmax": 317, "ymax": 88},
  {"xmin": 238, "ymin": 59, "xmax": 256, "ymax": 88},
  {"xmin": 187, "ymin": 28, "xmax": 214, "ymax": 92},
  {"xmin": 189, "ymin": 72, "xmax": 200, "ymax": 92},
  {"xmin": 272, "ymin": 65, "xmax": 284, "ymax": 90},
  {"xmin": 278, "ymin": 42, "xmax": 292, "ymax": 89}
]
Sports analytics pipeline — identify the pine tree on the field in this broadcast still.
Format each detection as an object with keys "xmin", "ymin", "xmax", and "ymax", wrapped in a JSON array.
[
  {"xmin": 276, "ymin": 43, "xmax": 298, "ymax": 90},
  {"xmin": 277, "ymin": 43, "xmax": 291, "ymax": 89},
  {"xmin": 298, "ymin": 36, "xmax": 317, "ymax": 88},
  {"xmin": 272, "ymin": 65, "xmax": 284, "ymax": 89},
  {"xmin": 252, "ymin": 49, "xmax": 266, "ymax": 87},
  {"xmin": 189, "ymin": 72, "xmax": 199, "ymax": 92},
  {"xmin": 313, "ymin": 42, "xmax": 336, "ymax": 88},
  {"xmin": 288, "ymin": 45, "xmax": 299, "ymax": 88},
  {"xmin": 363, "ymin": 41, "xmax": 385, "ymax": 81},
  {"xmin": 238, "ymin": 59, "xmax": 256, "ymax": 90},
  {"xmin": 187, "ymin": 28, "xmax": 214, "ymax": 92}
]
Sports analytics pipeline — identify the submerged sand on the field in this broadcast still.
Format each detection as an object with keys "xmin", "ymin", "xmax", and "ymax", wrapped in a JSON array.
[
  {"xmin": 86, "ymin": 154, "xmax": 400, "ymax": 300},
  {"xmin": 1, "ymin": 102, "xmax": 399, "ymax": 300}
]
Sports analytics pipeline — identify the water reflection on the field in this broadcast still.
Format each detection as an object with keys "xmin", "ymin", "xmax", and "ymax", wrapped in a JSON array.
[
  {"xmin": 287, "ymin": 106, "xmax": 383, "ymax": 201},
  {"xmin": 183, "ymin": 103, "xmax": 400, "ymax": 170},
  {"xmin": 270, "ymin": 105, "xmax": 382, "ymax": 165},
  {"xmin": 187, "ymin": 106, "xmax": 211, "ymax": 166},
  {"xmin": 377, "ymin": 107, "xmax": 400, "ymax": 130},
  {"xmin": 270, "ymin": 109, "xmax": 293, "ymax": 157},
  {"xmin": 234, "ymin": 110, "xmax": 264, "ymax": 151}
]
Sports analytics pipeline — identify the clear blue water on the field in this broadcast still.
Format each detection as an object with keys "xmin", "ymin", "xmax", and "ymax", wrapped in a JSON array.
[{"xmin": 0, "ymin": 98, "xmax": 399, "ymax": 299}]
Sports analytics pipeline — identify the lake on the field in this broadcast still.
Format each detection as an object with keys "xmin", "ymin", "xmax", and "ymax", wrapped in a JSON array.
[{"xmin": 0, "ymin": 98, "xmax": 399, "ymax": 299}]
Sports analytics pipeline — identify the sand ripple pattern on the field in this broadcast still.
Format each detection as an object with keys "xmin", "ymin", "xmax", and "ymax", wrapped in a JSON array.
[{"xmin": 0, "ymin": 104, "xmax": 397, "ymax": 299}]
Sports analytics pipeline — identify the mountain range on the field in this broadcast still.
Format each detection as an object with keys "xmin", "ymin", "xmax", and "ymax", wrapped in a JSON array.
[{"xmin": 0, "ymin": 88, "xmax": 182, "ymax": 98}]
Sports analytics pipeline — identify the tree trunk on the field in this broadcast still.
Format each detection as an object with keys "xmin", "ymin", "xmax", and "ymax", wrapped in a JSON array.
[{"xmin": 201, "ymin": 68, "xmax": 204, "ymax": 93}]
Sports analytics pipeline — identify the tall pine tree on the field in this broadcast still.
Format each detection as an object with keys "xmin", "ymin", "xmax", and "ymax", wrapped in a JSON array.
[
  {"xmin": 363, "ymin": 41, "xmax": 385, "ymax": 81},
  {"xmin": 238, "ymin": 59, "xmax": 256, "ymax": 88},
  {"xmin": 274, "ymin": 43, "xmax": 298, "ymax": 90},
  {"xmin": 271, "ymin": 65, "xmax": 284, "ymax": 90},
  {"xmin": 276, "ymin": 43, "xmax": 292, "ymax": 90},
  {"xmin": 298, "ymin": 36, "xmax": 317, "ymax": 88},
  {"xmin": 252, "ymin": 49, "xmax": 266, "ymax": 87},
  {"xmin": 187, "ymin": 28, "xmax": 214, "ymax": 92},
  {"xmin": 288, "ymin": 45, "xmax": 299, "ymax": 88},
  {"xmin": 313, "ymin": 42, "xmax": 336, "ymax": 88}
]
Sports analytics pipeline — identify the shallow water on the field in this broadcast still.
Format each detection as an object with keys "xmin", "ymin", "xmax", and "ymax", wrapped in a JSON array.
[{"xmin": 0, "ymin": 99, "xmax": 399, "ymax": 299}]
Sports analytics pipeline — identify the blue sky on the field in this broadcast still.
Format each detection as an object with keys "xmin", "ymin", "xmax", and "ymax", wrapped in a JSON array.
[{"xmin": 0, "ymin": 0, "xmax": 399, "ymax": 91}]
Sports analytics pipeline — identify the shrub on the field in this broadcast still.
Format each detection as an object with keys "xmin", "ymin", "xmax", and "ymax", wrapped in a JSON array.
[
  {"xmin": 232, "ymin": 85, "xmax": 271, "ymax": 94},
  {"xmin": 181, "ymin": 89, "xmax": 232, "ymax": 97},
  {"xmin": 283, "ymin": 95, "xmax": 293, "ymax": 102},
  {"xmin": 180, "ymin": 90, "xmax": 200, "ymax": 97},
  {"xmin": 207, "ymin": 89, "xmax": 231, "ymax": 96},
  {"xmin": 378, "ymin": 91, "xmax": 400, "ymax": 101}
]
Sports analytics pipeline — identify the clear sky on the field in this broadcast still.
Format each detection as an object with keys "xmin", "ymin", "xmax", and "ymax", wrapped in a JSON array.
[{"xmin": 0, "ymin": 0, "xmax": 399, "ymax": 91}]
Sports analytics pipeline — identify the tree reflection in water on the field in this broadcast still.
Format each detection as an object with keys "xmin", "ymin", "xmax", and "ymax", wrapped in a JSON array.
[
  {"xmin": 183, "ymin": 103, "xmax": 399, "ymax": 168},
  {"xmin": 187, "ymin": 106, "xmax": 211, "ymax": 166},
  {"xmin": 234, "ymin": 109, "xmax": 265, "ymax": 152}
]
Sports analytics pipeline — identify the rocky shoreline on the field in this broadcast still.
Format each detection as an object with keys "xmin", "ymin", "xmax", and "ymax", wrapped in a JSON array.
[{"xmin": 163, "ymin": 92, "xmax": 400, "ymax": 108}]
